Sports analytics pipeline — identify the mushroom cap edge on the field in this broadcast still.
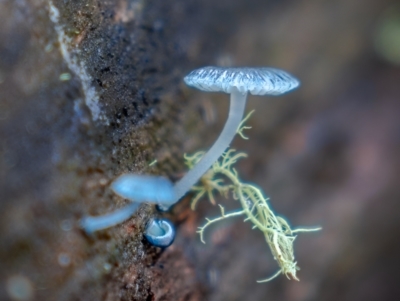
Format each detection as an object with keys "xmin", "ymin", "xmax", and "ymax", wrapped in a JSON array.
[{"xmin": 184, "ymin": 66, "xmax": 300, "ymax": 96}]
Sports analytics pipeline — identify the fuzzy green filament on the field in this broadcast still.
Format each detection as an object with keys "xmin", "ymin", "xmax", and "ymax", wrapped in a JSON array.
[{"xmin": 185, "ymin": 148, "xmax": 321, "ymax": 282}]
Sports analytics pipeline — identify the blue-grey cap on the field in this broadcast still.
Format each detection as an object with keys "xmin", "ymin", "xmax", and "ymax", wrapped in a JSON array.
[
  {"xmin": 144, "ymin": 218, "xmax": 175, "ymax": 248},
  {"xmin": 111, "ymin": 174, "xmax": 175, "ymax": 204},
  {"xmin": 184, "ymin": 66, "xmax": 300, "ymax": 95}
]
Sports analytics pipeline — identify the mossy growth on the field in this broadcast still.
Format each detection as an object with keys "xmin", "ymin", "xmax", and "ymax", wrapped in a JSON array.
[{"xmin": 184, "ymin": 111, "xmax": 320, "ymax": 282}]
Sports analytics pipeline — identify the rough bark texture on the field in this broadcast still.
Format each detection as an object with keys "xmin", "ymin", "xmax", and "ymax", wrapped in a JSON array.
[{"xmin": 1, "ymin": 0, "xmax": 400, "ymax": 301}]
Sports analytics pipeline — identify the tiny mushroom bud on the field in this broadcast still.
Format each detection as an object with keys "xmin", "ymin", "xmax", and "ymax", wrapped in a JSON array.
[
  {"xmin": 111, "ymin": 174, "xmax": 175, "ymax": 204},
  {"xmin": 80, "ymin": 174, "xmax": 175, "ymax": 234},
  {"xmin": 173, "ymin": 66, "xmax": 300, "ymax": 202},
  {"xmin": 144, "ymin": 218, "xmax": 175, "ymax": 248}
]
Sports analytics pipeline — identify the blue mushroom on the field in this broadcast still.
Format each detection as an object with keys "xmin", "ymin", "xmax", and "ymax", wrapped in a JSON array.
[
  {"xmin": 174, "ymin": 66, "xmax": 300, "ymax": 203},
  {"xmin": 81, "ymin": 175, "xmax": 175, "ymax": 234},
  {"xmin": 111, "ymin": 174, "xmax": 175, "ymax": 204},
  {"xmin": 144, "ymin": 218, "xmax": 175, "ymax": 248},
  {"xmin": 159, "ymin": 67, "xmax": 299, "ymax": 211}
]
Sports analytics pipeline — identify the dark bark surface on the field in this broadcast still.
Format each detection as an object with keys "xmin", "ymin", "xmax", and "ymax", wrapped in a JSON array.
[{"xmin": 1, "ymin": 0, "xmax": 400, "ymax": 300}]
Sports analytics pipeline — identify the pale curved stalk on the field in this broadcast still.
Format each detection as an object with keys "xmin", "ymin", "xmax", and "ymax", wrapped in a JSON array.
[
  {"xmin": 173, "ymin": 90, "xmax": 247, "ymax": 202},
  {"xmin": 80, "ymin": 202, "xmax": 139, "ymax": 234}
]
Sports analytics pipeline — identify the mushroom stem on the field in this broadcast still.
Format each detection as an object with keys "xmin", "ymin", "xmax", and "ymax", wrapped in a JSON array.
[
  {"xmin": 173, "ymin": 89, "xmax": 247, "ymax": 202},
  {"xmin": 80, "ymin": 202, "xmax": 139, "ymax": 234}
]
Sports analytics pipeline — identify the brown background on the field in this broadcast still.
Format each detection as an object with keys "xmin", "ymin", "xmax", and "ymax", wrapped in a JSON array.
[{"xmin": 1, "ymin": 0, "xmax": 400, "ymax": 300}]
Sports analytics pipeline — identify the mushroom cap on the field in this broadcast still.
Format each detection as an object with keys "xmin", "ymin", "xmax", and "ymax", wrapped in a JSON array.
[
  {"xmin": 184, "ymin": 66, "xmax": 300, "ymax": 95},
  {"xmin": 111, "ymin": 174, "xmax": 175, "ymax": 204},
  {"xmin": 144, "ymin": 218, "xmax": 175, "ymax": 248}
]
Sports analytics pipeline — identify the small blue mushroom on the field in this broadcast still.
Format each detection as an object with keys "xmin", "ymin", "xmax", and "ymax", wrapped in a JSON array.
[
  {"xmin": 144, "ymin": 218, "xmax": 175, "ymax": 248},
  {"xmin": 81, "ymin": 174, "xmax": 175, "ymax": 234},
  {"xmin": 111, "ymin": 174, "xmax": 175, "ymax": 204}
]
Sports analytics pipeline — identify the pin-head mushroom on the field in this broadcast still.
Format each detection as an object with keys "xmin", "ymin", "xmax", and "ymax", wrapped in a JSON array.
[
  {"xmin": 144, "ymin": 218, "xmax": 175, "ymax": 248},
  {"xmin": 111, "ymin": 174, "xmax": 175, "ymax": 204}
]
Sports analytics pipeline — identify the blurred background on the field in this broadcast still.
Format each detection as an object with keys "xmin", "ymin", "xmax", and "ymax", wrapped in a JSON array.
[{"xmin": 1, "ymin": 0, "xmax": 400, "ymax": 300}]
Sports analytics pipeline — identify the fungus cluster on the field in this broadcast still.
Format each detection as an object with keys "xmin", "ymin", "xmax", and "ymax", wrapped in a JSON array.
[{"xmin": 81, "ymin": 66, "xmax": 301, "ymax": 252}]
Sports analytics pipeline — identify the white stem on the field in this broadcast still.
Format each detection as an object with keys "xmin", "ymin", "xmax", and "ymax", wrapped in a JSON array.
[
  {"xmin": 80, "ymin": 202, "xmax": 139, "ymax": 234},
  {"xmin": 173, "ymin": 90, "xmax": 247, "ymax": 202}
]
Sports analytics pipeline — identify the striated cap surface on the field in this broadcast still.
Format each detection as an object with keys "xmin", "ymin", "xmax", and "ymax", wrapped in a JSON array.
[{"xmin": 184, "ymin": 66, "xmax": 300, "ymax": 95}]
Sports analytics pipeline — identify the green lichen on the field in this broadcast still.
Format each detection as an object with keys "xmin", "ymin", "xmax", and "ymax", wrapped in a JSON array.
[{"xmin": 185, "ymin": 111, "xmax": 320, "ymax": 282}]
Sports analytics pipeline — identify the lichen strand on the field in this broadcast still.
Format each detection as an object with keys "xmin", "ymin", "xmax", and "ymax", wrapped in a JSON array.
[{"xmin": 185, "ymin": 149, "xmax": 320, "ymax": 282}]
